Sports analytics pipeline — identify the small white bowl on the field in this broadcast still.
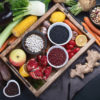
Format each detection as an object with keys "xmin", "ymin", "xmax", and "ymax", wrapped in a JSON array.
[
  {"xmin": 47, "ymin": 45, "xmax": 69, "ymax": 68},
  {"xmin": 3, "ymin": 80, "xmax": 21, "ymax": 98},
  {"xmin": 47, "ymin": 22, "xmax": 72, "ymax": 45}
]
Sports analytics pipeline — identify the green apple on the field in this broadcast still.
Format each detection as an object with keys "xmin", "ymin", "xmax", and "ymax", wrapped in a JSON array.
[{"xmin": 9, "ymin": 49, "xmax": 26, "ymax": 67}]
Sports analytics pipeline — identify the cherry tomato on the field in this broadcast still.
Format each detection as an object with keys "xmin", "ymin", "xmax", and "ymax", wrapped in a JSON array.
[
  {"xmin": 67, "ymin": 49, "xmax": 72, "ymax": 54},
  {"xmin": 73, "ymin": 48, "xmax": 80, "ymax": 54},
  {"xmin": 69, "ymin": 52, "xmax": 74, "ymax": 59},
  {"xmin": 69, "ymin": 40, "xmax": 76, "ymax": 46},
  {"xmin": 66, "ymin": 44, "xmax": 74, "ymax": 49}
]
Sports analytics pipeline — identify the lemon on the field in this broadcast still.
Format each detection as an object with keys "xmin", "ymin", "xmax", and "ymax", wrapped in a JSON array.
[
  {"xmin": 50, "ymin": 11, "xmax": 66, "ymax": 23},
  {"xmin": 19, "ymin": 64, "xmax": 29, "ymax": 77},
  {"xmin": 75, "ymin": 35, "xmax": 88, "ymax": 47}
]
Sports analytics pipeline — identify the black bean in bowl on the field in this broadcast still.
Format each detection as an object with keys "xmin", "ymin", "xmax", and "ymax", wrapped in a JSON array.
[
  {"xmin": 22, "ymin": 30, "xmax": 47, "ymax": 55},
  {"xmin": 89, "ymin": 5, "xmax": 100, "ymax": 28}
]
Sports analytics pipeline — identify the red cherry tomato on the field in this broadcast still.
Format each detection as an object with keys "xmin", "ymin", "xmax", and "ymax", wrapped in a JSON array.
[
  {"xmin": 73, "ymin": 48, "xmax": 80, "ymax": 54},
  {"xmin": 69, "ymin": 40, "xmax": 76, "ymax": 46},
  {"xmin": 67, "ymin": 49, "xmax": 72, "ymax": 54},
  {"xmin": 66, "ymin": 44, "xmax": 74, "ymax": 49},
  {"xmin": 69, "ymin": 52, "xmax": 74, "ymax": 59}
]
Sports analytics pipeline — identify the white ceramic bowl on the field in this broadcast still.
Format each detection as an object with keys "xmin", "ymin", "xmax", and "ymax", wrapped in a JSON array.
[
  {"xmin": 3, "ymin": 80, "xmax": 21, "ymax": 98},
  {"xmin": 47, "ymin": 45, "xmax": 69, "ymax": 68},
  {"xmin": 47, "ymin": 22, "xmax": 72, "ymax": 45}
]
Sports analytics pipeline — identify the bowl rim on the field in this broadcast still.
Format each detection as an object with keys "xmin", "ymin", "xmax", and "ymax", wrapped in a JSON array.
[
  {"xmin": 3, "ymin": 80, "xmax": 21, "ymax": 98},
  {"xmin": 47, "ymin": 22, "xmax": 72, "ymax": 45},
  {"xmin": 22, "ymin": 30, "xmax": 47, "ymax": 55},
  {"xmin": 89, "ymin": 4, "xmax": 100, "ymax": 27},
  {"xmin": 47, "ymin": 45, "xmax": 69, "ymax": 68}
]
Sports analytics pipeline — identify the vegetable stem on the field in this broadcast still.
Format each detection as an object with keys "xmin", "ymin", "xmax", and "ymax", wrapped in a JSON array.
[
  {"xmin": 13, "ymin": 12, "xmax": 28, "ymax": 21},
  {"xmin": 12, "ymin": 7, "xmax": 27, "ymax": 11},
  {"xmin": 0, "ymin": 18, "xmax": 22, "ymax": 48},
  {"xmin": 66, "ymin": 0, "xmax": 77, "ymax": 6},
  {"xmin": 70, "ymin": 2, "xmax": 82, "ymax": 16},
  {"xmin": 13, "ymin": 10, "xmax": 27, "ymax": 16}
]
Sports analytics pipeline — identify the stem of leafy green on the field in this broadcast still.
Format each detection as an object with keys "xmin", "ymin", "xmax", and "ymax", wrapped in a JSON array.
[
  {"xmin": 66, "ymin": 0, "xmax": 77, "ymax": 6},
  {"xmin": 0, "ymin": 18, "xmax": 22, "ymax": 48},
  {"xmin": 13, "ymin": 12, "xmax": 29, "ymax": 21},
  {"xmin": 13, "ymin": 10, "xmax": 27, "ymax": 16},
  {"xmin": 40, "ymin": 0, "xmax": 51, "ymax": 11},
  {"xmin": 70, "ymin": 3, "xmax": 82, "ymax": 16}
]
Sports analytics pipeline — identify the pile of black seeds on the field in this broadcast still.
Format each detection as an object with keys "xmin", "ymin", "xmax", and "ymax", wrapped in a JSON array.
[
  {"xmin": 5, "ymin": 82, "xmax": 19, "ymax": 96},
  {"xmin": 50, "ymin": 25, "xmax": 69, "ymax": 44}
]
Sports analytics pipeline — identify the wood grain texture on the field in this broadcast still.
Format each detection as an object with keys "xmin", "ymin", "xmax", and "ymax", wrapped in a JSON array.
[{"xmin": 0, "ymin": 3, "xmax": 95, "ymax": 97}]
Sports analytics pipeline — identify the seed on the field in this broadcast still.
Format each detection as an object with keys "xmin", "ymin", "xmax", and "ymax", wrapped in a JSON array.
[{"xmin": 25, "ymin": 34, "xmax": 44, "ymax": 53}]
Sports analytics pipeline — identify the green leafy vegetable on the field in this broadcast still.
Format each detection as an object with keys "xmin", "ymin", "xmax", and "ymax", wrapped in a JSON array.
[
  {"xmin": 40, "ymin": 0, "xmax": 51, "ymax": 11},
  {"xmin": 9, "ymin": 0, "xmax": 29, "ymax": 10},
  {"xmin": 9, "ymin": 1, "xmax": 45, "ymax": 21},
  {"xmin": 66, "ymin": 0, "xmax": 77, "ymax": 6},
  {"xmin": 0, "ymin": 18, "xmax": 22, "ymax": 48},
  {"xmin": 53, "ymin": 0, "xmax": 76, "ymax": 6},
  {"xmin": 70, "ymin": 0, "xmax": 96, "ymax": 16},
  {"xmin": 28, "ymin": 78, "xmax": 45, "ymax": 89}
]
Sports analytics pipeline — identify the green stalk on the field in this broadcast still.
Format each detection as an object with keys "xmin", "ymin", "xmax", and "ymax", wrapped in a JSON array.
[
  {"xmin": 12, "ymin": 7, "xmax": 27, "ymax": 11},
  {"xmin": 13, "ymin": 12, "xmax": 29, "ymax": 21},
  {"xmin": 0, "ymin": 18, "xmax": 22, "ymax": 48},
  {"xmin": 66, "ymin": 0, "xmax": 77, "ymax": 6},
  {"xmin": 70, "ymin": 2, "xmax": 82, "ymax": 16},
  {"xmin": 13, "ymin": 10, "xmax": 27, "ymax": 16}
]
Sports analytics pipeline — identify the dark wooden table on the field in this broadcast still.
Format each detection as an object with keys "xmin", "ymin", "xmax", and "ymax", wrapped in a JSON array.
[{"xmin": 0, "ymin": 0, "xmax": 100, "ymax": 100}]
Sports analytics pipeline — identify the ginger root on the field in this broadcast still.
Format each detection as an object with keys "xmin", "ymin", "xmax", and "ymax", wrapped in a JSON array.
[{"xmin": 70, "ymin": 50, "xmax": 100, "ymax": 79}]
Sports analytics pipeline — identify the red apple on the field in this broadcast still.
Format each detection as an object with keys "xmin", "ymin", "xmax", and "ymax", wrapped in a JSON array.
[{"xmin": 9, "ymin": 49, "xmax": 26, "ymax": 67}]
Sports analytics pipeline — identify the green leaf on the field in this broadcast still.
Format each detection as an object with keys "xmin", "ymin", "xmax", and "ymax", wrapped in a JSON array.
[
  {"xmin": 0, "ymin": 3, "xmax": 4, "ymax": 12},
  {"xmin": 43, "ymin": 0, "xmax": 51, "ymax": 11},
  {"xmin": 9, "ymin": 0, "xmax": 29, "ymax": 10}
]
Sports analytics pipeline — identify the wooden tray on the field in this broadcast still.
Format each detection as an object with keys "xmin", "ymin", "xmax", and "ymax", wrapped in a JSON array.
[{"xmin": 0, "ymin": 3, "xmax": 95, "ymax": 97}]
